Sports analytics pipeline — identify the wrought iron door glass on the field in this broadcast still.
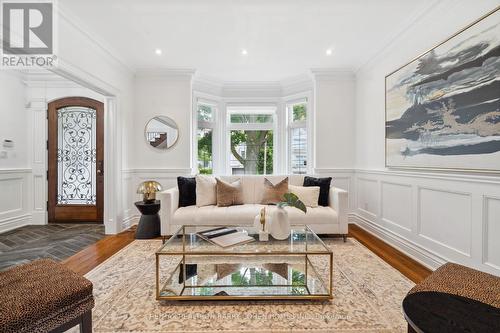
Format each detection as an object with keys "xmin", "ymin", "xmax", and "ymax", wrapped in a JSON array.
[{"xmin": 57, "ymin": 106, "xmax": 97, "ymax": 205}]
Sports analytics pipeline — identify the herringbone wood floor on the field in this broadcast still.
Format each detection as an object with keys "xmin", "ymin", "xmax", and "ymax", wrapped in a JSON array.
[{"xmin": 0, "ymin": 224, "xmax": 105, "ymax": 271}]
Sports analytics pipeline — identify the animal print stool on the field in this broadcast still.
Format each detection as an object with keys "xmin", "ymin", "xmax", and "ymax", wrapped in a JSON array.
[
  {"xmin": 402, "ymin": 262, "xmax": 500, "ymax": 333},
  {"xmin": 0, "ymin": 258, "xmax": 95, "ymax": 333}
]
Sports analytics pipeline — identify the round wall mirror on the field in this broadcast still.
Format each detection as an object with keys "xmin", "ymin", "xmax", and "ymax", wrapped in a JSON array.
[{"xmin": 144, "ymin": 116, "xmax": 179, "ymax": 149}]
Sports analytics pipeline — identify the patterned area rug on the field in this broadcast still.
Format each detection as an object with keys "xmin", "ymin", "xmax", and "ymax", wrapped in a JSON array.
[{"xmin": 79, "ymin": 238, "xmax": 413, "ymax": 332}]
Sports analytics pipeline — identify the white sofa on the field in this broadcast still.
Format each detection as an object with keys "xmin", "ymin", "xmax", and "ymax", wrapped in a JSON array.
[{"xmin": 157, "ymin": 175, "xmax": 348, "ymax": 238}]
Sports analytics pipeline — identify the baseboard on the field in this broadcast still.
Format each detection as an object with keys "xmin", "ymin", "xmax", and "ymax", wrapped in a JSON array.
[
  {"xmin": 0, "ymin": 214, "xmax": 32, "ymax": 233},
  {"xmin": 122, "ymin": 215, "xmax": 139, "ymax": 230},
  {"xmin": 31, "ymin": 211, "xmax": 47, "ymax": 225},
  {"xmin": 349, "ymin": 213, "xmax": 445, "ymax": 270}
]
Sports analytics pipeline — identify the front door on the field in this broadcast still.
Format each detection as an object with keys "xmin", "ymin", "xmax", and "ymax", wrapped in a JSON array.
[{"xmin": 48, "ymin": 97, "xmax": 104, "ymax": 223}]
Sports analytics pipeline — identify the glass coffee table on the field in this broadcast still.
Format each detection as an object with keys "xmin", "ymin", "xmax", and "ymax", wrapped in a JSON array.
[{"xmin": 155, "ymin": 225, "xmax": 333, "ymax": 301}]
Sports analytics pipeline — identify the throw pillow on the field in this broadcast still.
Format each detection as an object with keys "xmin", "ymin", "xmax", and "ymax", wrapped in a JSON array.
[
  {"xmin": 177, "ymin": 176, "xmax": 196, "ymax": 207},
  {"xmin": 261, "ymin": 177, "xmax": 289, "ymax": 205},
  {"xmin": 288, "ymin": 184, "xmax": 320, "ymax": 208},
  {"xmin": 196, "ymin": 175, "xmax": 217, "ymax": 207},
  {"xmin": 216, "ymin": 178, "xmax": 243, "ymax": 207},
  {"xmin": 303, "ymin": 176, "xmax": 332, "ymax": 206}
]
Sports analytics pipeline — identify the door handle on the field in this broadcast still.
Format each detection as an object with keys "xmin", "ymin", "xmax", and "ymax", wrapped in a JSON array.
[{"xmin": 97, "ymin": 161, "xmax": 104, "ymax": 176}]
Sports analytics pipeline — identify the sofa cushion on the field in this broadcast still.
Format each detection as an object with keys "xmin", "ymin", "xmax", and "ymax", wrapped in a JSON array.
[
  {"xmin": 216, "ymin": 178, "xmax": 243, "ymax": 207},
  {"xmin": 288, "ymin": 184, "xmax": 320, "ymax": 208},
  {"xmin": 303, "ymin": 176, "xmax": 332, "ymax": 207},
  {"xmin": 216, "ymin": 175, "xmax": 304, "ymax": 204},
  {"xmin": 261, "ymin": 177, "xmax": 288, "ymax": 205},
  {"xmin": 284, "ymin": 206, "xmax": 338, "ymax": 225},
  {"xmin": 196, "ymin": 175, "xmax": 217, "ymax": 207},
  {"xmin": 172, "ymin": 204, "xmax": 338, "ymax": 226},
  {"xmin": 174, "ymin": 204, "xmax": 263, "ymax": 225},
  {"xmin": 177, "ymin": 176, "xmax": 196, "ymax": 207}
]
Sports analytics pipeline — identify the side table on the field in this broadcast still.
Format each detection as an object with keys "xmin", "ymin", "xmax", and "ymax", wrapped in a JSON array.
[{"xmin": 134, "ymin": 200, "xmax": 161, "ymax": 239}]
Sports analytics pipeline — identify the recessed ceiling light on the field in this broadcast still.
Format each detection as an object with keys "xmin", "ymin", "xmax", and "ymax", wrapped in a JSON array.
[
  {"xmin": 241, "ymin": 49, "xmax": 248, "ymax": 55},
  {"xmin": 326, "ymin": 48, "xmax": 333, "ymax": 56},
  {"xmin": 155, "ymin": 48, "xmax": 162, "ymax": 55}
]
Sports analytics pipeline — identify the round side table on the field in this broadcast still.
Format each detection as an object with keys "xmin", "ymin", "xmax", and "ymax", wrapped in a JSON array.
[{"xmin": 134, "ymin": 200, "xmax": 161, "ymax": 239}]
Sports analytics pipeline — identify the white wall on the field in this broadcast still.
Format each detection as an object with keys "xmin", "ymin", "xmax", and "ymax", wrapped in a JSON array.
[
  {"xmin": 313, "ymin": 71, "xmax": 355, "ymax": 170},
  {"xmin": 354, "ymin": 0, "xmax": 500, "ymax": 275},
  {"xmin": 132, "ymin": 71, "xmax": 194, "ymax": 170},
  {"xmin": 121, "ymin": 71, "xmax": 194, "ymax": 227},
  {"xmin": 0, "ymin": 72, "xmax": 32, "ymax": 232},
  {"xmin": 0, "ymin": 6, "xmax": 136, "ymax": 233},
  {"xmin": 312, "ymin": 70, "xmax": 356, "ymax": 210},
  {"xmin": 0, "ymin": 72, "xmax": 29, "ymax": 169}
]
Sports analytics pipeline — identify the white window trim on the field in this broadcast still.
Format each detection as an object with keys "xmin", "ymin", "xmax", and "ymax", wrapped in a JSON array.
[
  {"xmin": 193, "ymin": 91, "xmax": 313, "ymax": 176},
  {"xmin": 226, "ymin": 105, "xmax": 278, "ymax": 175},
  {"xmin": 284, "ymin": 92, "xmax": 313, "ymax": 175},
  {"xmin": 193, "ymin": 93, "xmax": 221, "ymax": 175}
]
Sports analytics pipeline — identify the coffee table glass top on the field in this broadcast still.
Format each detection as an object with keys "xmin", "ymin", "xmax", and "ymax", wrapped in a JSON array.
[
  {"xmin": 155, "ymin": 225, "xmax": 333, "ymax": 300},
  {"xmin": 157, "ymin": 225, "xmax": 331, "ymax": 254}
]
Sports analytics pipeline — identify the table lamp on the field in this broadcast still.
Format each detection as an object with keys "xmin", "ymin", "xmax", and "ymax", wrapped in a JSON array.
[{"xmin": 137, "ymin": 181, "xmax": 163, "ymax": 203}]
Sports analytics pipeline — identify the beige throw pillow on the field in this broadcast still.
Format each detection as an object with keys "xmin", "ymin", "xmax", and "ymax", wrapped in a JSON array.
[
  {"xmin": 288, "ymin": 184, "xmax": 320, "ymax": 208},
  {"xmin": 196, "ymin": 175, "xmax": 217, "ymax": 207},
  {"xmin": 216, "ymin": 178, "xmax": 243, "ymax": 207},
  {"xmin": 261, "ymin": 177, "xmax": 288, "ymax": 205}
]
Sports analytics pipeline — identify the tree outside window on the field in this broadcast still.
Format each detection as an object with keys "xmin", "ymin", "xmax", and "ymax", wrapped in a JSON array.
[
  {"xmin": 288, "ymin": 102, "xmax": 308, "ymax": 174},
  {"xmin": 197, "ymin": 103, "xmax": 215, "ymax": 174},
  {"xmin": 229, "ymin": 112, "xmax": 274, "ymax": 175}
]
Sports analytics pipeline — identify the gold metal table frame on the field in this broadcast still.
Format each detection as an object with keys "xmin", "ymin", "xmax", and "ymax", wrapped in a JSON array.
[{"xmin": 155, "ymin": 225, "xmax": 333, "ymax": 301}]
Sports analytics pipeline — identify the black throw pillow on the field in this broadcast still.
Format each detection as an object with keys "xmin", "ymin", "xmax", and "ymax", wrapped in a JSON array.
[
  {"xmin": 177, "ymin": 176, "xmax": 196, "ymax": 207},
  {"xmin": 303, "ymin": 176, "xmax": 332, "ymax": 207}
]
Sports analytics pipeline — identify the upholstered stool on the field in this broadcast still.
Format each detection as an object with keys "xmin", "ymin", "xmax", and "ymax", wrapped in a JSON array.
[
  {"xmin": 403, "ymin": 262, "xmax": 500, "ymax": 333},
  {"xmin": 0, "ymin": 259, "xmax": 95, "ymax": 333}
]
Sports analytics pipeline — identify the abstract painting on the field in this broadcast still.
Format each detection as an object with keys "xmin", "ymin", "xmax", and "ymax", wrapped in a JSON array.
[{"xmin": 385, "ymin": 7, "xmax": 500, "ymax": 172}]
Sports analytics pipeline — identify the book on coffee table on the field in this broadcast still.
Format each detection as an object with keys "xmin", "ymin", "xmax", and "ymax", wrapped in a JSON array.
[{"xmin": 197, "ymin": 227, "xmax": 255, "ymax": 248}]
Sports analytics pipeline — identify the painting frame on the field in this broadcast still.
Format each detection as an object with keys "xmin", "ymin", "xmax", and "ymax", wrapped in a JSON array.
[{"xmin": 385, "ymin": 6, "xmax": 500, "ymax": 174}]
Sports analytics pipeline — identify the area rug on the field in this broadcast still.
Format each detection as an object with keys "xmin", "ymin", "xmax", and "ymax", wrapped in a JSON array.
[{"xmin": 78, "ymin": 238, "xmax": 413, "ymax": 332}]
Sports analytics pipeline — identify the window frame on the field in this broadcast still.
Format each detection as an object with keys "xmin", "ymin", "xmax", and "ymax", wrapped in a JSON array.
[
  {"xmin": 192, "ymin": 92, "xmax": 313, "ymax": 176},
  {"xmin": 285, "ymin": 95, "xmax": 312, "ymax": 175},
  {"xmin": 226, "ymin": 105, "xmax": 278, "ymax": 175},
  {"xmin": 194, "ymin": 96, "xmax": 220, "ymax": 175}
]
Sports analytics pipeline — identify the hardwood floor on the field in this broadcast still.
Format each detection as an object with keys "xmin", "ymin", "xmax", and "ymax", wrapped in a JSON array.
[
  {"xmin": 61, "ymin": 223, "xmax": 433, "ymax": 283},
  {"xmin": 349, "ymin": 223, "xmax": 432, "ymax": 283},
  {"xmin": 62, "ymin": 226, "xmax": 137, "ymax": 275}
]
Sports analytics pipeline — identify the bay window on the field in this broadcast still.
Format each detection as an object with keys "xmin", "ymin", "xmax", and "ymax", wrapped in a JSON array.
[{"xmin": 194, "ymin": 96, "xmax": 311, "ymax": 175}]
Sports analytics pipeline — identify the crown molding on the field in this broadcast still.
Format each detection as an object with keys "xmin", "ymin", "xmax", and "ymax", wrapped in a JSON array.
[
  {"xmin": 193, "ymin": 73, "xmax": 313, "ymax": 98},
  {"xmin": 57, "ymin": 4, "xmax": 134, "ymax": 75},
  {"xmin": 280, "ymin": 74, "xmax": 314, "ymax": 96},
  {"xmin": 354, "ymin": 0, "xmax": 444, "ymax": 73},
  {"xmin": 21, "ymin": 69, "xmax": 83, "ymax": 88},
  {"xmin": 135, "ymin": 68, "xmax": 196, "ymax": 79},
  {"xmin": 310, "ymin": 68, "xmax": 355, "ymax": 81}
]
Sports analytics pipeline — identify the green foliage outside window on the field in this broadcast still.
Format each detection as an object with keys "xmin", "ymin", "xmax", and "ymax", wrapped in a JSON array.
[
  {"xmin": 231, "ymin": 130, "xmax": 273, "ymax": 175},
  {"xmin": 293, "ymin": 104, "xmax": 306, "ymax": 121},
  {"xmin": 198, "ymin": 104, "xmax": 213, "ymax": 121},
  {"xmin": 197, "ymin": 128, "xmax": 213, "ymax": 174}
]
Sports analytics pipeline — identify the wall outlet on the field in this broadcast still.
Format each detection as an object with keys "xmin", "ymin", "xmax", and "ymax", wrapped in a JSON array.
[{"xmin": 0, "ymin": 151, "xmax": 7, "ymax": 159}]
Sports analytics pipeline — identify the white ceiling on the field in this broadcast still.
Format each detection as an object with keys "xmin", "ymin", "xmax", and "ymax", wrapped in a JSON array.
[{"xmin": 60, "ymin": 0, "xmax": 438, "ymax": 81}]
